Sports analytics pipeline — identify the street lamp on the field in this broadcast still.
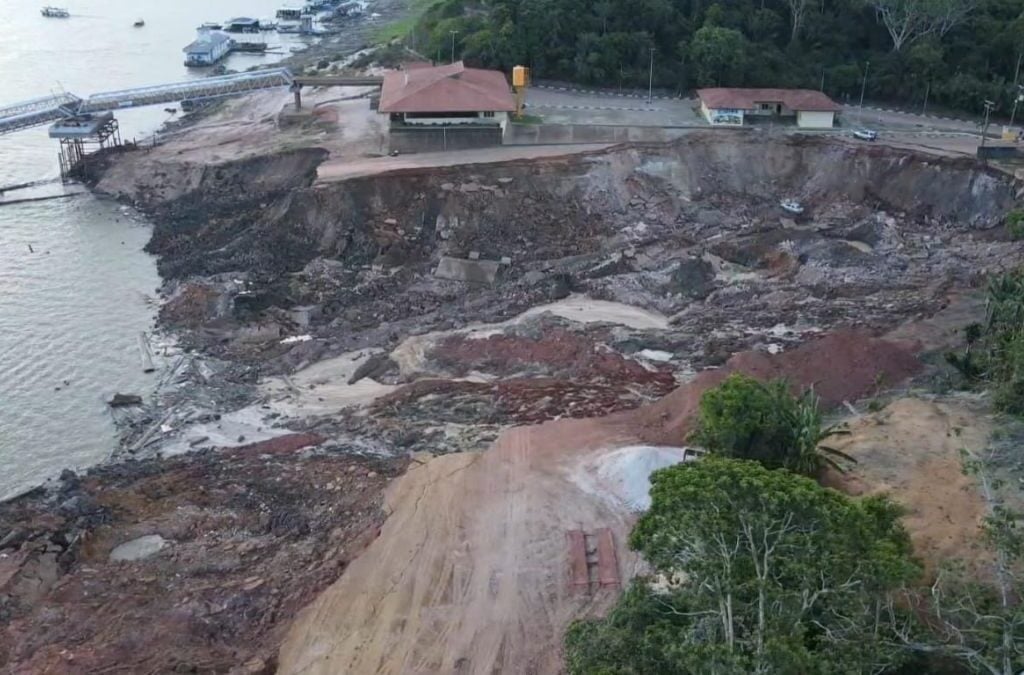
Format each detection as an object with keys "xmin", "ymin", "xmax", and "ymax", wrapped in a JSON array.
[
  {"xmin": 647, "ymin": 47, "xmax": 655, "ymax": 105},
  {"xmin": 1009, "ymin": 85, "xmax": 1024, "ymax": 130},
  {"xmin": 857, "ymin": 60, "xmax": 870, "ymax": 125},
  {"xmin": 450, "ymin": 30, "xmax": 459, "ymax": 64},
  {"xmin": 981, "ymin": 99, "xmax": 996, "ymax": 148}
]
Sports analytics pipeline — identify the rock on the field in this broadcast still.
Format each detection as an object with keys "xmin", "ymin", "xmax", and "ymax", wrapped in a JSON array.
[
  {"xmin": 59, "ymin": 495, "xmax": 101, "ymax": 518},
  {"xmin": 108, "ymin": 393, "xmax": 143, "ymax": 408},
  {"xmin": 109, "ymin": 534, "xmax": 168, "ymax": 562},
  {"xmin": 468, "ymin": 251, "xmax": 480, "ymax": 260},
  {"xmin": 0, "ymin": 528, "xmax": 26, "ymax": 550},
  {"xmin": 460, "ymin": 182, "xmax": 481, "ymax": 193},
  {"xmin": 669, "ymin": 257, "xmax": 715, "ymax": 300},
  {"xmin": 348, "ymin": 354, "xmax": 398, "ymax": 385}
]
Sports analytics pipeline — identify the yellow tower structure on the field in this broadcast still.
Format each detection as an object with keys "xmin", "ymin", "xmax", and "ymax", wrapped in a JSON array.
[{"xmin": 512, "ymin": 65, "xmax": 530, "ymax": 118}]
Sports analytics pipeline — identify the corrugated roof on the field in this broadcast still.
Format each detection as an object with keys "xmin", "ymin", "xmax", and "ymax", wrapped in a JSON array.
[
  {"xmin": 183, "ymin": 31, "xmax": 231, "ymax": 53},
  {"xmin": 378, "ymin": 62, "xmax": 515, "ymax": 114},
  {"xmin": 697, "ymin": 88, "xmax": 841, "ymax": 112}
]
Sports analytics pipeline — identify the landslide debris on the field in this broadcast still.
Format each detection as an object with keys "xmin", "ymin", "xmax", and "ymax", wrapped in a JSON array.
[{"xmin": 0, "ymin": 439, "xmax": 404, "ymax": 673}]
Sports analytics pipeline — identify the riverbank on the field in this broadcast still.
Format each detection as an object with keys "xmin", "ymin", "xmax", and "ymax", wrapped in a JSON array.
[{"xmin": 3, "ymin": 67, "xmax": 1024, "ymax": 670}]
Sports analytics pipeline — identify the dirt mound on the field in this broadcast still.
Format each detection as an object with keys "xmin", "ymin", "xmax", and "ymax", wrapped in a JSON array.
[
  {"xmin": 823, "ymin": 398, "xmax": 991, "ymax": 577},
  {"xmin": 645, "ymin": 330, "xmax": 922, "ymax": 443},
  {"xmin": 278, "ymin": 417, "xmax": 643, "ymax": 675}
]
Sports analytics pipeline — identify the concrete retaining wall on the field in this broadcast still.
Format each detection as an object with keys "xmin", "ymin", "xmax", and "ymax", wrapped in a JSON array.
[
  {"xmin": 503, "ymin": 123, "xmax": 699, "ymax": 145},
  {"xmin": 389, "ymin": 125, "xmax": 503, "ymax": 154}
]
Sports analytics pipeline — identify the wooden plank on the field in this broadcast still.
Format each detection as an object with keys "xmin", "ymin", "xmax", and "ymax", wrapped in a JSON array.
[
  {"xmin": 566, "ymin": 530, "xmax": 589, "ymax": 589},
  {"xmin": 595, "ymin": 528, "xmax": 620, "ymax": 588}
]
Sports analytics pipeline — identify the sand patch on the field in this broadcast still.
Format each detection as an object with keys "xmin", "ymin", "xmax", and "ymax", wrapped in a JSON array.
[{"xmin": 825, "ymin": 397, "xmax": 990, "ymax": 576}]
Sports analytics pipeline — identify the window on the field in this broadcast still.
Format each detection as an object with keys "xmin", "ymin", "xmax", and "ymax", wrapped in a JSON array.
[{"xmin": 482, "ymin": 111, "xmax": 495, "ymax": 117}]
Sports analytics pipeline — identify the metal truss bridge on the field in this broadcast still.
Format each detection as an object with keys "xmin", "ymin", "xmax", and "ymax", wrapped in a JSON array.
[{"xmin": 0, "ymin": 69, "xmax": 382, "ymax": 136}]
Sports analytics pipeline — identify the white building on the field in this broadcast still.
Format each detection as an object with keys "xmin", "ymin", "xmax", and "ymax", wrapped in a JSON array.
[
  {"xmin": 183, "ymin": 30, "xmax": 232, "ymax": 67},
  {"xmin": 697, "ymin": 88, "xmax": 840, "ymax": 129}
]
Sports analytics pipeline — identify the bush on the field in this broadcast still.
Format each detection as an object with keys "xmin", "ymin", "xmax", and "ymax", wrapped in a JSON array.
[
  {"xmin": 691, "ymin": 374, "xmax": 853, "ymax": 475},
  {"xmin": 566, "ymin": 457, "xmax": 920, "ymax": 674},
  {"xmin": 1006, "ymin": 209, "xmax": 1024, "ymax": 241}
]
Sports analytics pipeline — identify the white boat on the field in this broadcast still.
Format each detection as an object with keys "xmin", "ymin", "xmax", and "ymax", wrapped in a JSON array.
[
  {"xmin": 780, "ymin": 199, "xmax": 804, "ymax": 215},
  {"xmin": 41, "ymin": 6, "xmax": 70, "ymax": 17}
]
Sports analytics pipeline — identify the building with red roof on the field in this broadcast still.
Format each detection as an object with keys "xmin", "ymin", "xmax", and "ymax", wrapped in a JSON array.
[
  {"xmin": 697, "ymin": 88, "xmax": 841, "ymax": 129},
  {"xmin": 379, "ymin": 61, "xmax": 515, "ymax": 127}
]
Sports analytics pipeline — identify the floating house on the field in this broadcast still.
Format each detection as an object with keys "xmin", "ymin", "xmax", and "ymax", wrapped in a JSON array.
[
  {"xmin": 225, "ymin": 17, "xmax": 261, "ymax": 33},
  {"xmin": 183, "ymin": 30, "xmax": 232, "ymax": 67}
]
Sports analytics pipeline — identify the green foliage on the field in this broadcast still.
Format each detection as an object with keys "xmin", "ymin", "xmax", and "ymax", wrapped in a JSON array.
[
  {"xmin": 946, "ymin": 269, "xmax": 1024, "ymax": 414},
  {"xmin": 688, "ymin": 25, "xmax": 747, "ymax": 87},
  {"xmin": 1006, "ymin": 209, "xmax": 1024, "ymax": 241},
  {"xmin": 566, "ymin": 458, "xmax": 921, "ymax": 674},
  {"xmin": 392, "ymin": 0, "xmax": 1018, "ymax": 115},
  {"xmin": 691, "ymin": 374, "xmax": 854, "ymax": 475}
]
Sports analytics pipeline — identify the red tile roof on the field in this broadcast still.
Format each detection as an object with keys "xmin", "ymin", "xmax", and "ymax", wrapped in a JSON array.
[
  {"xmin": 697, "ymin": 88, "xmax": 841, "ymax": 112},
  {"xmin": 379, "ymin": 62, "xmax": 515, "ymax": 114}
]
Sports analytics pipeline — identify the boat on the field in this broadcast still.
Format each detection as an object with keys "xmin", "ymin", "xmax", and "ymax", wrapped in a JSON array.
[
  {"xmin": 133, "ymin": 18, "xmax": 145, "ymax": 27},
  {"xmin": 40, "ymin": 6, "xmax": 70, "ymax": 17},
  {"xmin": 780, "ymin": 199, "xmax": 804, "ymax": 215}
]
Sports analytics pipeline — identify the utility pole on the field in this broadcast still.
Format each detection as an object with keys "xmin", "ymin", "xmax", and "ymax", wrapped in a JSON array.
[
  {"xmin": 450, "ymin": 30, "xmax": 459, "ymax": 64},
  {"xmin": 857, "ymin": 60, "xmax": 869, "ymax": 126},
  {"xmin": 981, "ymin": 99, "xmax": 996, "ymax": 149},
  {"xmin": 647, "ymin": 47, "xmax": 655, "ymax": 105},
  {"xmin": 1009, "ymin": 85, "xmax": 1024, "ymax": 129}
]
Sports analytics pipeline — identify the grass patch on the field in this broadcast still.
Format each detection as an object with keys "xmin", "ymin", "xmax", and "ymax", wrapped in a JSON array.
[
  {"xmin": 371, "ymin": 0, "xmax": 445, "ymax": 44},
  {"xmin": 511, "ymin": 114, "xmax": 544, "ymax": 125}
]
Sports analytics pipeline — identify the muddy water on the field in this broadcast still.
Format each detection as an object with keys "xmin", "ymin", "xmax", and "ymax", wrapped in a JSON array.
[{"xmin": 0, "ymin": 0, "xmax": 317, "ymax": 499}]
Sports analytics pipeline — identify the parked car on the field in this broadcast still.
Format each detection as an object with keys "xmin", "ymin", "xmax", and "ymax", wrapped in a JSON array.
[{"xmin": 853, "ymin": 129, "xmax": 878, "ymax": 141}]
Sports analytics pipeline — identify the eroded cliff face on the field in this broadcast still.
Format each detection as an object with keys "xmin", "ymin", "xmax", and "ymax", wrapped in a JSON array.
[{"xmin": 139, "ymin": 136, "xmax": 1018, "ymax": 284}]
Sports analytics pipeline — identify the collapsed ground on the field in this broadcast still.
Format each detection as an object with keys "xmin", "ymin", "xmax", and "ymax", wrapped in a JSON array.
[{"xmin": 2, "ymin": 133, "xmax": 1023, "ymax": 672}]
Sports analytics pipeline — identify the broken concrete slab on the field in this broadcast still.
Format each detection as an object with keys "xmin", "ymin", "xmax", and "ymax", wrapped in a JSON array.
[
  {"xmin": 434, "ymin": 256, "xmax": 502, "ymax": 285},
  {"xmin": 109, "ymin": 535, "xmax": 168, "ymax": 562}
]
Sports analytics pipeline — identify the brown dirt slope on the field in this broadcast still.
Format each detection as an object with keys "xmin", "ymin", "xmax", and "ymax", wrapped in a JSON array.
[
  {"xmin": 278, "ymin": 417, "xmax": 642, "ymax": 675},
  {"xmin": 825, "ymin": 398, "xmax": 991, "ymax": 576}
]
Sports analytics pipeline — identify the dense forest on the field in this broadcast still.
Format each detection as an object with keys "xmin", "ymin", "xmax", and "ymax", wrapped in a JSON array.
[{"xmin": 406, "ymin": 0, "xmax": 1024, "ymax": 116}]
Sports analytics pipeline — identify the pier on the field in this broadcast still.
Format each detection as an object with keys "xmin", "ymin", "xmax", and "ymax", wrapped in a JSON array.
[{"xmin": 0, "ymin": 69, "xmax": 382, "ymax": 179}]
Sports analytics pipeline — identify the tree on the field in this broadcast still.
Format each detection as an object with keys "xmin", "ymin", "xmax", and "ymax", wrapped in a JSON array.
[
  {"xmin": 871, "ymin": 0, "xmax": 976, "ymax": 51},
  {"xmin": 786, "ymin": 0, "xmax": 810, "ymax": 44},
  {"xmin": 565, "ymin": 458, "xmax": 921, "ymax": 674},
  {"xmin": 691, "ymin": 374, "xmax": 854, "ymax": 475},
  {"xmin": 688, "ymin": 25, "xmax": 747, "ymax": 86}
]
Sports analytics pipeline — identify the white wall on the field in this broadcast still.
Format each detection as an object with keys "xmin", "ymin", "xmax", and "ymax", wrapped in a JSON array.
[
  {"xmin": 701, "ymin": 101, "xmax": 744, "ymax": 126},
  {"xmin": 796, "ymin": 111, "xmax": 835, "ymax": 129},
  {"xmin": 401, "ymin": 112, "xmax": 507, "ymax": 126}
]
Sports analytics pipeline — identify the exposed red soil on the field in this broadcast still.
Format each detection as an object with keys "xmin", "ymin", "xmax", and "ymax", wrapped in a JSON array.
[
  {"xmin": 641, "ymin": 330, "xmax": 923, "ymax": 443},
  {"xmin": 375, "ymin": 373, "xmax": 677, "ymax": 426},
  {"xmin": 431, "ymin": 330, "xmax": 675, "ymax": 389}
]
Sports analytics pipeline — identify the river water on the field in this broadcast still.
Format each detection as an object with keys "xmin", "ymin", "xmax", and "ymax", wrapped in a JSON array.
[{"xmin": 0, "ymin": 0, "xmax": 316, "ymax": 499}]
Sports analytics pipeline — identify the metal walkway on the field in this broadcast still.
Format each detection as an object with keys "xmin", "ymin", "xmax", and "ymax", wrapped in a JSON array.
[
  {"xmin": 0, "ymin": 93, "xmax": 83, "ymax": 135},
  {"xmin": 0, "ymin": 69, "xmax": 297, "ymax": 136}
]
